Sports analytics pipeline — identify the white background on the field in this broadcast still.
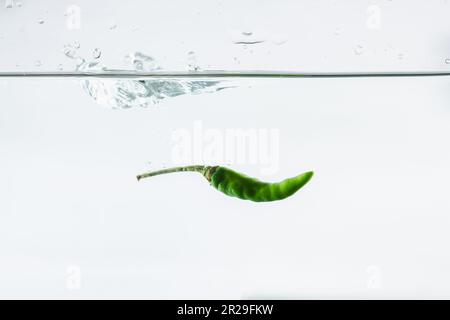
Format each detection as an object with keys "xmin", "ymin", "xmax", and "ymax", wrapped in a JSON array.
[{"xmin": 1, "ymin": 0, "xmax": 450, "ymax": 299}]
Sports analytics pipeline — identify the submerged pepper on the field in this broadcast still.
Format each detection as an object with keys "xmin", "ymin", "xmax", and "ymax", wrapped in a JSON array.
[{"xmin": 137, "ymin": 165, "xmax": 313, "ymax": 202}]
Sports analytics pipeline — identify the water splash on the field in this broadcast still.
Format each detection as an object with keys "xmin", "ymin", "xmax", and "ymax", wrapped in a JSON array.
[{"xmin": 78, "ymin": 52, "xmax": 234, "ymax": 109}]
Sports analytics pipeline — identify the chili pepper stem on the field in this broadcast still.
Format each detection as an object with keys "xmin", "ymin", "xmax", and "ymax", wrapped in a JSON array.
[{"xmin": 136, "ymin": 165, "xmax": 208, "ymax": 181}]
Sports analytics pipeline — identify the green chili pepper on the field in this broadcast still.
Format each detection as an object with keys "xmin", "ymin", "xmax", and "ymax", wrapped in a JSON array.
[{"xmin": 136, "ymin": 165, "xmax": 313, "ymax": 202}]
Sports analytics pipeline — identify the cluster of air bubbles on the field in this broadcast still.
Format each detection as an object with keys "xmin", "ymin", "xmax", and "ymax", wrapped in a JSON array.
[{"xmin": 62, "ymin": 42, "xmax": 101, "ymax": 67}]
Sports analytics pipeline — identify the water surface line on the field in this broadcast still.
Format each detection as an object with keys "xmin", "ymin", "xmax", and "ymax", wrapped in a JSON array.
[{"xmin": 1, "ymin": 70, "xmax": 450, "ymax": 79}]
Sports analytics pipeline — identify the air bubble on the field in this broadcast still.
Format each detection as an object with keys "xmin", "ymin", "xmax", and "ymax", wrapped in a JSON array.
[
  {"xmin": 35, "ymin": 60, "xmax": 42, "ymax": 67},
  {"xmin": 92, "ymin": 48, "xmax": 102, "ymax": 59},
  {"xmin": 62, "ymin": 43, "xmax": 80, "ymax": 59},
  {"xmin": 231, "ymin": 29, "xmax": 266, "ymax": 45},
  {"xmin": 63, "ymin": 47, "xmax": 77, "ymax": 59},
  {"xmin": 354, "ymin": 45, "xmax": 364, "ymax": 55},
  {"xmin": 187, "ymin": 51, "xmax": 200, "ymax": 71},
  {"xmin": 37, "ymin": 19, "xmax": 45, "ymax": 25},
  {"xmin": 445, "ymin": 58, "xmax": 450, "ymax": 64}
]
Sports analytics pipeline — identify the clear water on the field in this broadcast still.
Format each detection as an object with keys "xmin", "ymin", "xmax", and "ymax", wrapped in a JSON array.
[
  {"xmin": 2, "ymin": 0, "xmax": 450, "ymax": 299},
  {"xmin": 2, "ymin": 71, "xmax": 450, "ymax": 299}
]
